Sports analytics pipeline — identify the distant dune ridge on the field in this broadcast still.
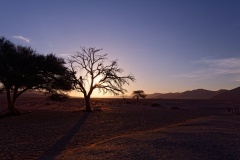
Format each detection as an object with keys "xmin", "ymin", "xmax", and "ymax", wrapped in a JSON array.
[
  {"xmin": 147, "ymin": 87, "xmax": 240, "ymax": 100},
  {"xmin": 211, "ymin": 86, "xmax": 240, "ymax": 100},
  {"xmin": 4, "ymin": 87, "xmax": 239, "ymax": 100}
]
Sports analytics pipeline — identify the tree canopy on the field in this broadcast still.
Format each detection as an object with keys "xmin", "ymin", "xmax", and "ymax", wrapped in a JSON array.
[
  {"xmin": 0, "ymin": 37, "xmax": 73, "ymax": 115},
  {"xmin": 132, "ymin": 90, "xmax": 147, "ymax": 101},
  {"xmin": 69, "ymin": 47, "xmax": 135, "ymax": 111}
]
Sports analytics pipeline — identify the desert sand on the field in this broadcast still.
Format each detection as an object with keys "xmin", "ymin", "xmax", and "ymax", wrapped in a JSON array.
[{"xmin": 0, "ymin": 95, "xmax": 240, "ymax": 160}]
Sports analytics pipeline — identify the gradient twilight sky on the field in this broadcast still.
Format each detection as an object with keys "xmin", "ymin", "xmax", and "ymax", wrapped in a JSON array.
[{"xmin": 1, "ymin": 0, "xmax": 240, "ymax": 97}]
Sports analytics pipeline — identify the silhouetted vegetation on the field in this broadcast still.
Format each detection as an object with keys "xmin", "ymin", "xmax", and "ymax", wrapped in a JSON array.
[
  {"xmin": 68, "ymin": 47, "xmax": 135, "ymax": 112},
  {"xmin": 47, "ymin": 93, "xmax": 69, "ymax": 101},
  {"xmin": 0, "ymin": 86, "xmax": 3, "ymax": 93},
  {"xmin": 229, "ymin": 106, "xmax": 240, "ymax": 115},
  {"xmin": 0, "ymin": 37, "xmax": 73, "ymax": 115},
  {"xmin": 132, "ymin": 90, "xmax": 146, "ymax": 102},
  {"xmin": 151, "ymin": 103, "xmax": 162, "ymax": 107}
]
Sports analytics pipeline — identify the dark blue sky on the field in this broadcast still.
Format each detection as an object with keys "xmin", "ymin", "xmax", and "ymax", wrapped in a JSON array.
[{"xmin": 1, "ymin": 0, "xmax": 240, "ymax": 96}]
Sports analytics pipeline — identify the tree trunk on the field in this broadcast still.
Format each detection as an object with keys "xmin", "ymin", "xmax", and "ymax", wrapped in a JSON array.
[
  {"xmin": 7, "ymin": 90, "xmax": 13, "ymax": 112},
  {"xmin": 84, "ymin": 95, "xmax": 92, "ymax": 112},
  {"xmin": 6, "ymin": 90, "xmax": 20, "ymax": 116}
]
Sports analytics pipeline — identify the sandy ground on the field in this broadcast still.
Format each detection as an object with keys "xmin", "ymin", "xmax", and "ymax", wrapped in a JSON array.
[{"xmin": 0, "ymin": 96, "xmax": 240, "ymax": 160}]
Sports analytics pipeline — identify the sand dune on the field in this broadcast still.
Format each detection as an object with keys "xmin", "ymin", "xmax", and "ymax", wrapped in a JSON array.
[
  {"xmin": 148, "ymin": 88, "xmax": 229, "ymax": 99},
  {"xmin": 212, "ymin": 86, "xmax": 240, "ymax": 100}
]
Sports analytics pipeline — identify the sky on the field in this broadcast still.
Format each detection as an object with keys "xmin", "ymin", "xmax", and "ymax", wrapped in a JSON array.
[{"xmin": 1, "ymin": 0, "xmax": 240, "ymax": 97}]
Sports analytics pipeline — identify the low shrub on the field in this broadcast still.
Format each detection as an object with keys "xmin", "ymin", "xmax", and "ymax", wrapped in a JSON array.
[
  {"xmin": 151, "ymin": 103, "xmax": 162, "ymax": 107},
  {"xmin": 48, "ymin": 93, "xmax": 69, "ymax": 101}
]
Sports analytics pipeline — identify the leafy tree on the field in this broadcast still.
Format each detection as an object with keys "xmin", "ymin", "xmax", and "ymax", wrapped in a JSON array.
[
  {"xmin": 132, "ymin": 90, "xmax": 146, "ymax": 102},
  {"xmin": 0, "ymin": 37, "xmax": 73, "ymax": 115},
  {"xmin": 68, "ymin": 47, "xmax": 135, "ymax": 112}
]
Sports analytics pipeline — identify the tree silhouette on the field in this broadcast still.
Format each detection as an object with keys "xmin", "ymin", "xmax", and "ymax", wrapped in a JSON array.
[
  {"xmin": 68, "ymin": 47, "xmax": 135, "ymax": 112},
  {"xmin": 0, "ymin": 37, "xmax": 72, "ymax": 115},
  {"xmin": 132, "ymin": 90, "xmax": 146, "ymax": 102},
  {"xmin": 0, "ymin": 84, "xmax": 3, "ymax": 93}
]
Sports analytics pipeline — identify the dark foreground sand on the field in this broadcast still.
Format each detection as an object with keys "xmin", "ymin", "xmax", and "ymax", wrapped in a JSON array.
[{"xmin": 0, "ymin": 97, "xmax": 240, "ymax": 160}]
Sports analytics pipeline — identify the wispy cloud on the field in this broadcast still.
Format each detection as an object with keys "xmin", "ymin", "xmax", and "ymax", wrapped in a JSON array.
[
  {"xmin": 13, "ymin": 35, "xmax": 30, "ymax": 43},
  {"xmin": 191, "ymin": 58, "xmax": 240, "ymax": 68},
  {"xmin": 173, "ymin": 57, "xmax": 240, "ymax": 81}
]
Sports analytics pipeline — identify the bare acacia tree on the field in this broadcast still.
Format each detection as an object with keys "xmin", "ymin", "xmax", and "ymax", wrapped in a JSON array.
[
  {"xmin": 69, "ymin": 47, "xmax": 135, "ymax": 112},
  {"xmin": 132, "ymin": 90, "xmax": 146, "ymax": 102}
]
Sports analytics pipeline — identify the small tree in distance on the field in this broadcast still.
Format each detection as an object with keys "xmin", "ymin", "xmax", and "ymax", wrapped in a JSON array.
[
  {"xmin": 68, "ymin": 47, "xmax": 135, "ymax": 112},
  {"xmin": 132, "ymin": 90, "xmax": 147, "ymax": 102}
]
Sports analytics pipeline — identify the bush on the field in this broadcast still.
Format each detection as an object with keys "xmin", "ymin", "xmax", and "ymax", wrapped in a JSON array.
[
  {"xmin": 48, "ymin": 93, "xmax": 69, "ymax": 101},
  {"xmin": 151, "ymin": 103, "xmax": 162, "ymax": 107}
]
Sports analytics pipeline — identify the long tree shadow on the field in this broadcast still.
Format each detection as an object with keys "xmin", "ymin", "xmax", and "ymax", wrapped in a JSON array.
[{"xmin": 38, "ymin": 112, "xmax": 90, "ymax": 160}]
